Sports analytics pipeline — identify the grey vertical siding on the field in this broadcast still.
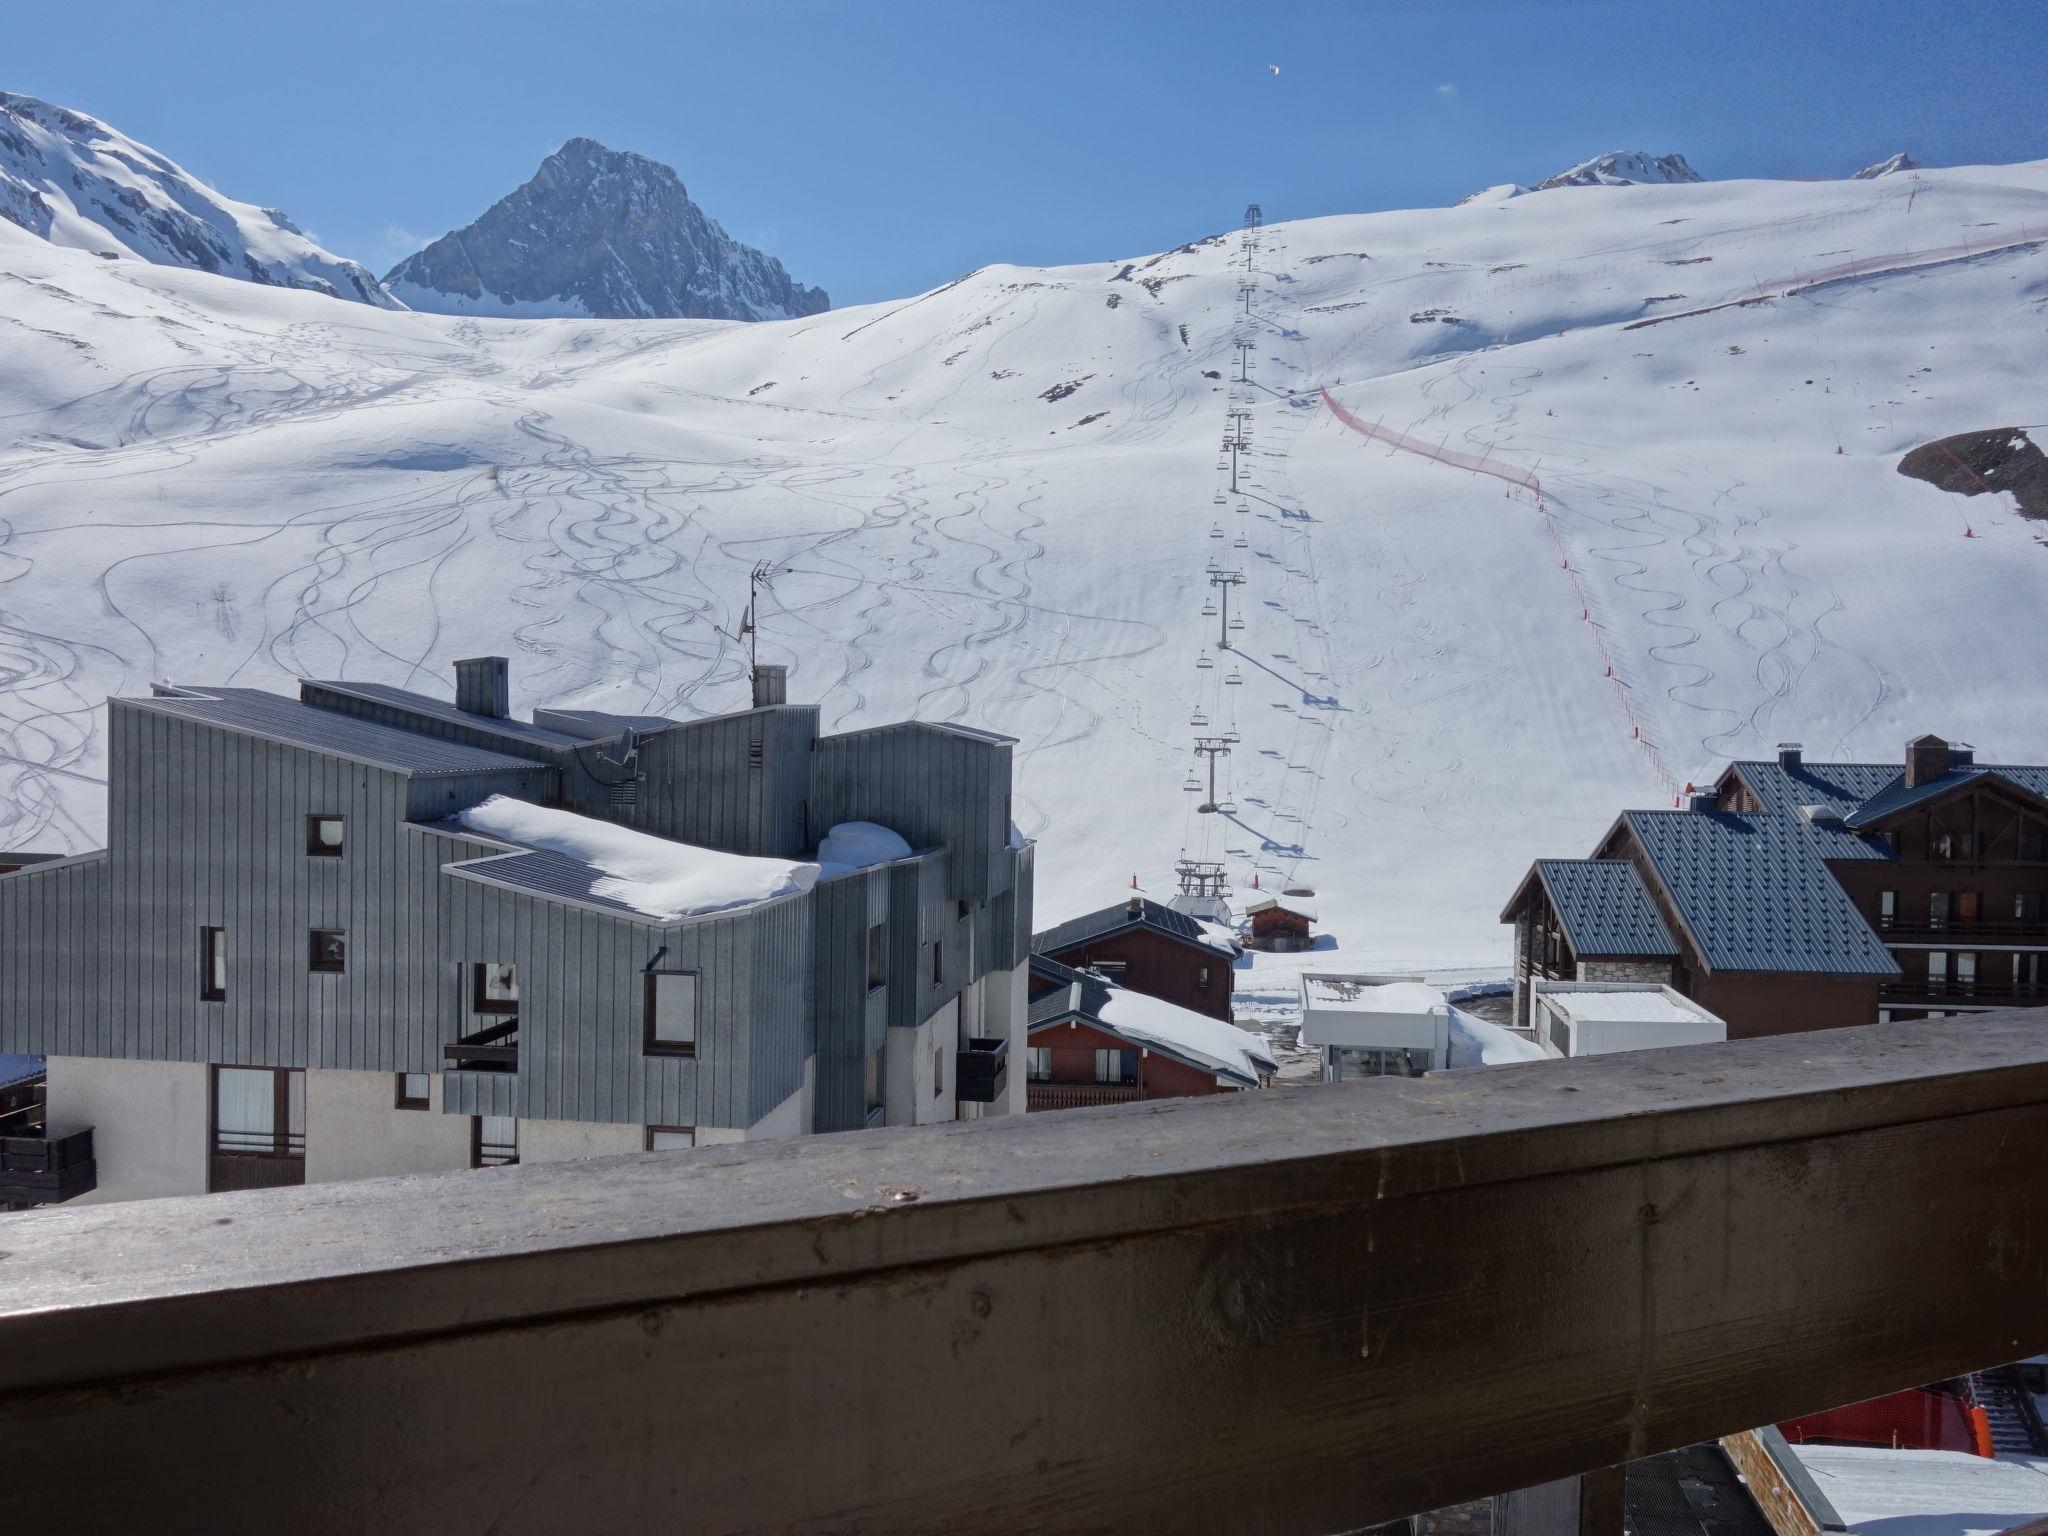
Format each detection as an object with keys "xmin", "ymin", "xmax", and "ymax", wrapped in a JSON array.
[
  {"xmin": 812, "ymin": 725, "xmax": 1013, "ymax": 903},
  {"xmin": 810, "ymin": 866, "xmax": 888, "ymax": 1133},
  {"xmin": 0, "ymin": 854, "xmax": 108, "ymax": 1057}
]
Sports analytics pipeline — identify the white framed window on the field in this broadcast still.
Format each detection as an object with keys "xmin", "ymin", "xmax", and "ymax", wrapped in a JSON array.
[
  {"xmin": 646, "ymin": 1126, "xmax": 696, "ymax": 1151},
  {"xmin": 1026, "ymin": 1046, "xmax": 1052, "ymax": 1082},
  {"xmin": 307, "ymin": 815, "xmax": 345, "ymax": 857},
  {"xmin": 1094, "ymin": 1048, "xmax": 1135, "ymax": 1085}
]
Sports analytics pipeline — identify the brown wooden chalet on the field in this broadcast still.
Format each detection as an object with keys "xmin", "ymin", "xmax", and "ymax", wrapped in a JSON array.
[
  {"xmin": 1504, "ymin": 736, "xmax": 2048, "ymax": 1040},
  {"xmin": 1031, "ymin": 893, "xmax": 1234, "ymax": 1021}
]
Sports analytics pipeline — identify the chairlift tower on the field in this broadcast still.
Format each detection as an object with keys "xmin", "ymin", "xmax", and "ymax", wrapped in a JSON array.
[
  {"xmin": 1192, "ymin": 737, "xmax": 1235, "ymax": 815},
  {"xmin": 741, "ymin": 561, "xmax": 787, "ymax": 684},
  {"xmin": 1209, "ymin": 568, "xmax": 1247, "ymax": 651},
  {"xmin": 1235, "ymin": 335, "xmax": 1255, "ymax": 382},
  {"xmin": 1175, "ymin": 857, "xmax": 1229, "ymax": 902}
]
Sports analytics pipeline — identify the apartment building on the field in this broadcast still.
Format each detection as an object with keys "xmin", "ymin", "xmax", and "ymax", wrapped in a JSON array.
[
  {"xmin": 0, "ymin": 657, "xmax": 1033, "ymax": 1203},
  {"xmin": 1503, "ymin": 735, "xmax": 2048, "ymax": 1037}
]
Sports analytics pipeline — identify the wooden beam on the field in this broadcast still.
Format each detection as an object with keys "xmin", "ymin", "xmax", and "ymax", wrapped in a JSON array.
[{"xmin": 3, "ymin": 1016, "xmax": 2048, "ymax": 1533}]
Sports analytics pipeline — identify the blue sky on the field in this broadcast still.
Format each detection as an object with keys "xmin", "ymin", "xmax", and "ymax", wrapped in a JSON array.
[{"xmin": 9, "ymin": 0, "xmax": 2045, "ymax": 307}]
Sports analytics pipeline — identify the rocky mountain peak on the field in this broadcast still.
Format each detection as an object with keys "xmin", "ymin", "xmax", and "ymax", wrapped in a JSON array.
[
  {"xmin": 1534, "ymin": 151, "xmax": 1704, "ymax": 190},
  {"xmin": 384, "ymin": 138, "xmax": 828, "ymax": 322}
]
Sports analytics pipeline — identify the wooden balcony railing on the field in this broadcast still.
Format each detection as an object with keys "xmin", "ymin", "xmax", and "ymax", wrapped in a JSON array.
[
  {"xmin": 1879, "ymin": 917, "xmax": 2048, "ymax": 943},
  {"xmin": 1027, "ymin": 1081, "xmax": 1146, "ymax": 1110},
  {"xmin": 3, "ymin": 1016, "xmax": 2048, "ymax": 1532},
  {"xmin": 1880, "ymin": 979, "xmax": 2048, "ymax": 1004}
]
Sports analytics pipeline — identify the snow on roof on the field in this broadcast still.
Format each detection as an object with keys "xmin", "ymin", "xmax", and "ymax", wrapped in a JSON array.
[
  {"xmin": 1795, "ymin": 1445, "xmax": 2048, "ymax": 1536},
  {"xmin": 1246, "ymin": 893, "xmax": 1318, "ymax": 921},
  {"xmin": 1196, "ymin": 918, "xmax": 1243, "ymax": 955},
  {"xmin": 815, "ymin": 821, "xmax": 914, "ymax": 874},
  {"xmin": 1092, "ymin": 983, "xmax": 1277, "ymax": 1086},
  {"xmin": 1302, "ymin": 976, "xmax": 1444, "ymax": 1013},
  {"xmin": 456, "ymin": 796, "xmax": 817, "ymax": 919},
  {"xmin": 1446, "ymin": 1007, "xmax": 1549, "ymax": 1068},
  {"xmin": 1542, "ymin": 988, "xmax": 1715, "ymax": 1025}
]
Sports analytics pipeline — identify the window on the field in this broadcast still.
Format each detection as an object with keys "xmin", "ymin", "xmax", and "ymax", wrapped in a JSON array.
[
  {"xmin": 306, "ymin": 815, "xmax": 345, "ymax": 857},
  {"xmin": 644, "ymin": 971, "xmax": 698, "ymax": 1055},
  {"xmin": 1927, "ymin": 951, "xmax": 1949, "ymax": 990},
  {"xmin": 867, "ymin": 923, "xmax": 886, "ymax": 990},
  {"xmin": 863, "ymin": 1048, "xmax": 884, "ymax": 1123},
  {"xmin": 1198, "ymin": 965, "xmax": 1212, "ymax": 989},
  {"xmin": 646, "ymin": 1126, "xmax": 696, "ymax": 1151},
  {"xmin": 1093, "ymin": 960, "xmax": 1127, "ymax": 981},
  {"xmin": 213, "ymin": 1066, "xmax": 305, "ymax": 1157},
  {"xmin": 2025, "ymin": 828, "xmax": 2048, "ymax": 862},
  {"xmin": 200, "ymin": 926, "xmax": 227, "ymax": 1001},
  {"xmin": 1928, "ymin": 892, "xmax": 1950, "ymax": 931},
  {"xmin": 2018, "ymin": 892, "xmax": 2045, "ymax": 923},
  {"xmin": 934, "ymin": 1046, "xmax": 944, "ymax": 1099},
  {"xmin": 1957, "ymin": 891, "xmax": 1981, "ymax": 925},
  {"xmin": 931, "ymin": 939, "xmax": 942, "ymax": 987},
  {"xmin": 309, "ymin": 929, "xmax": 347, "ymax": 974},
  {"xmin": 1878, "ymin": 891, "xmax": 1896, "ymax": 931},
  {"xmin": 1026, "ymin": 1046, "xmax": 1052, "ymax": 1082},
  {"xmin": 957, "ymin": 899, "xmax": 972, "ymax": 923},
  {"xmin": 1094, "ymin": 1048, "xmax": 1137, "ymax": 1085},
  {"xmin": 471, "ymin": 962, "xmax": 519, "ymax": 1014},
  {"xmin": 395, "ymin": 1073, "xmax": 430, "ymax": 1110},
  {"xmin": 473, "ymin": 1116, "xmax": 518, "ymax": 1168}
]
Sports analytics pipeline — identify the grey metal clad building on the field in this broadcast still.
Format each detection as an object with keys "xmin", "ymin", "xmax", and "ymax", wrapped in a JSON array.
[{"xmin": 0, "ymin": 659, "xmax": 1032, "ymax": 1205}]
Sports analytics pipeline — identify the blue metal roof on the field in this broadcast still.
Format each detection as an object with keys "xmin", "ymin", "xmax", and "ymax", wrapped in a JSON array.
[
  {"xmin": 305, "ymin": 680, "xmax": 588, "ymax": 752},
  {"xmin": 1032, "ymin": 897, "xmax": 1209, "ymax": 958},
  {"xmin": 1730, "ymin": 760, "xmax": 1899, "ymax": 819},
  {"xmin": 1623, "ymin": 810, "xmax": 1899, "ymax": 976},
  {"xmin": 1534, "ymin": 860, "xmax": 1677, "ymax": 958},
  {"xmin": 141, "ymin": 689, "xmax": 550, "ymax": 779},
  {"xmin": 1844, "ymin": 766, "xmax": 2048, "ymax": 829}
]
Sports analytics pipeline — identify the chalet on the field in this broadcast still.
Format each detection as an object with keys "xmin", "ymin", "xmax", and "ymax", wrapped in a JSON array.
[
  {"xmin": 1245, "ymin": 889, "xmax": 1316, "ymax": 952},
  {"xmin": 1503, "ymin": 736, "xmax": 2048, "ymax": 1038},
  {"xmin": 1031, "ymin": 893, "xmax": 1235, "ymax": 1021},
  {"xmin": 1024, "ymin": 955, "xmax": 1274, "ymax": 1110}
]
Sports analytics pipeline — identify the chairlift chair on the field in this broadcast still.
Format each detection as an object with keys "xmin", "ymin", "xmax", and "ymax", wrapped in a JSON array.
[
  {"xmin": 1225, "ymin": 669, "xmax": 1244, "ymax": 686},
  {"xmin": 1209, "ymin": 524, "xmax": 1224, "ymax": 540},
  {"xmin": 1196, "ymin": 653, "xmax": 1215, "ymax": 671},
  {"xmin": 1183, "ymin": 776, "xmax": 1203, "ymax": 793},
  {"xmin": 1190, "ymin": 709, "xmax": 1209, "ymax": 727},
  {"xmin": 1201, "ymin": 600, "xmax": 1218, "ymax": 617},
  {"xmin": 1228, "ymin": 616, "xmax": 1245, "ymax": 631},
  {"xmin": 1233, "ymin": 535, "xmax": 1249, "ymax": 549}
]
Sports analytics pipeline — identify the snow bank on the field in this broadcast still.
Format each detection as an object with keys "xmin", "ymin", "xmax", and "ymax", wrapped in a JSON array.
[
  {"xmin": 1304, "ymin": 977, "xmax": 1443, "ymax": 1013},
  {"xmin": 1446, "ymin": 1007, "xmax": 1548, "ymax": 1067},
  {"xmin": 1093, "ymin": 982, "xmax": 1278, "ymax": 1085},
  {"xmin": 458, "ymin": 796, "xmax": 817, "ymax": 919},
  {"xmin": 816, "ymin": 821, "xmax": 914, "ymax": 874}
]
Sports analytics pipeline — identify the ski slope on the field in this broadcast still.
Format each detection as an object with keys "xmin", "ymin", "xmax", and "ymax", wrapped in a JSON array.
[{"xmin": 2, "ymin": 160, "xmax": 2046, "ymax": 965}]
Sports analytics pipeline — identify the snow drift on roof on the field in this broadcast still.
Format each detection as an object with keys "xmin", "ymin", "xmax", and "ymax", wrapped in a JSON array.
[
  {"xmin": 457, "ymin": 796, "xmax": 817, "ymax": 919},
  {"xmin": 1795, "ymin": 1445, "xmax": 2048, "ymax": 1536},
  {"xmin": 816, "ymin": 821, "xmax": 914, "ymax": 874},
  {"xmin": 1446, "ymin": 1007, "xmax": 1549, "ymax": 1067},
  {"xmin": 1543, "ymin": 989, "xmax": 1709, "ymax": 1025},
  {"xmin": 1303, "ymin": 977, "xmax": 1444, "ymax": 1013},
  {"xmin": 1093, "ymin": 984, "xmax": 1277, "ymax": 1086}
]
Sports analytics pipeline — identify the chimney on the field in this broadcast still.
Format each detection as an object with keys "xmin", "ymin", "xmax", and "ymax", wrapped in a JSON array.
[
  {"xmin": 1126, "ymin": 892, "xmax": 1143, "ymax": 919},
  {"xmin": 1905, "ymin": 735, "xmax": 1951, "ymax": 789},
  {"xmin": 1777, "ymin": 742, "xmax": 1803, "ymax": 771},
  {"xmin": 1690, "ymin": 791, "xmax": 1718, "ymax": 812},
  {"xmin": 454, "ymin": 656, "xmax": 509, "ymax": 719},
  {"xmin": 752, "ymin": 664, "xmax": 788, "ymax": 709}
]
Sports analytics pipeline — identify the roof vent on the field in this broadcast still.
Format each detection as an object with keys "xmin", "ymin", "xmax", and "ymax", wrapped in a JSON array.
[
  {"xmin": 1799, "ymin": 803, "xmax": 1845, "ymax": 830},
  {"xmin": 454, "ymin": 656, "xmax": 509, "ymax": 719},
  {"xmin": 1777, "ymin": 742, "xmax": 1803, "ymax": 770},
  {"xmin": 1689, "ymin": 791, "xmax": 1717, "ymax": 812}
]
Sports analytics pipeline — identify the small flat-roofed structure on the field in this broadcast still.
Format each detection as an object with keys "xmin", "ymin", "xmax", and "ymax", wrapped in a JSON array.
[
  {"xmin": 1531, "ymin": 981, "xmax": 1727, "ymax": 1059},
  {"xmin": 1298, "ymin": 973, "xmax": 1451, "ymax": 1079}
]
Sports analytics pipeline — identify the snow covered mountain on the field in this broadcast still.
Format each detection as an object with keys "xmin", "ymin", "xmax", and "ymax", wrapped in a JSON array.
[
  {"xmin": 1534, "ymin": 150, "xmax": 1704, "ymax": 190},
  {"xmin": 0, "ymin": 93, "xmax": 396, "ymax": 308},
  {"xmin": 384, "ymin": 138, "xmax": 829, "ymax": 320},
  {"xmin": 1854, "ymin": 152, "xmax": 1921, "ymax": 179},
  {"xmin": 1, "ymin": 158, "xmax": 2045, "ymax": 969}
]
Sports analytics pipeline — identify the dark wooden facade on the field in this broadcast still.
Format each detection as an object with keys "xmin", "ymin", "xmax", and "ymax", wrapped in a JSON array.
[
  {"xmin": 1248, "ymin": 905, "xmax": 1311, "ymax": 952},
  {"xmin": 1037, "ymin": 927, "xmax": 1230, "ymax": 1022}
]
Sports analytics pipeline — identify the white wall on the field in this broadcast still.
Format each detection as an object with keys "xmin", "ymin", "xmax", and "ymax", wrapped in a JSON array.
[
  {"xmin": 887, "ymin": 996, "xmax": 958, "ymax": 1126},
  {"xmin": 45, "ymin": 1056, "xmax": 207, "ymax": 1204},
  {"xmin": 985, "ymin": 964, "xmax": 1029, "ymax": 1118},
  {"xmin": 304, "ymin": 1069, "xmax": 471, "ymax": 1184},
  {"xmin": 519, "ymin": 1118, "xmax": 644, "ymax": 1164}
]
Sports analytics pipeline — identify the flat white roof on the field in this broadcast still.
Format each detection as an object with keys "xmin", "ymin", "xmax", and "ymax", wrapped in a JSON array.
[
  {"xmin": 1301, "ymin": 975, "xmax": 1443, "ymax": 1013},
  {"xmin": 1796, "ymin": 1445, "xmax": 2048, "ymax": 1536},
  {"xmin": 1538, "ymin": 986, "xmax": 1719, "ymax": 1027}
]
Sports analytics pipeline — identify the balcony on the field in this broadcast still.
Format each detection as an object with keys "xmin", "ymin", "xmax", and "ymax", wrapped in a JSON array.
[
  {"xmin": 0, "ymin": 1127, "xmax": 95, "ymax": 1207},
  {"xmin": 1880, "ymin": 978, "xmax": 2048, "ymax": 1004},
  {"xmin": 444, "ymin": 1018, "xmax": 518, "ymax": 1072},
  {"xmin": 2, "ymin": 1015, "xmax": 2046, "ymax": 1531},
  {"xmin": 955, "ymin": 1036, "xmax": 1008, "ymax": 1102},
  {"xmin": 1879, "ymin": 917, "xmax": 2048, "ymax": 943},
  {"xmin": 1027, "ymin": 1081, "xmax": 1145, "ymax": 1110}
]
